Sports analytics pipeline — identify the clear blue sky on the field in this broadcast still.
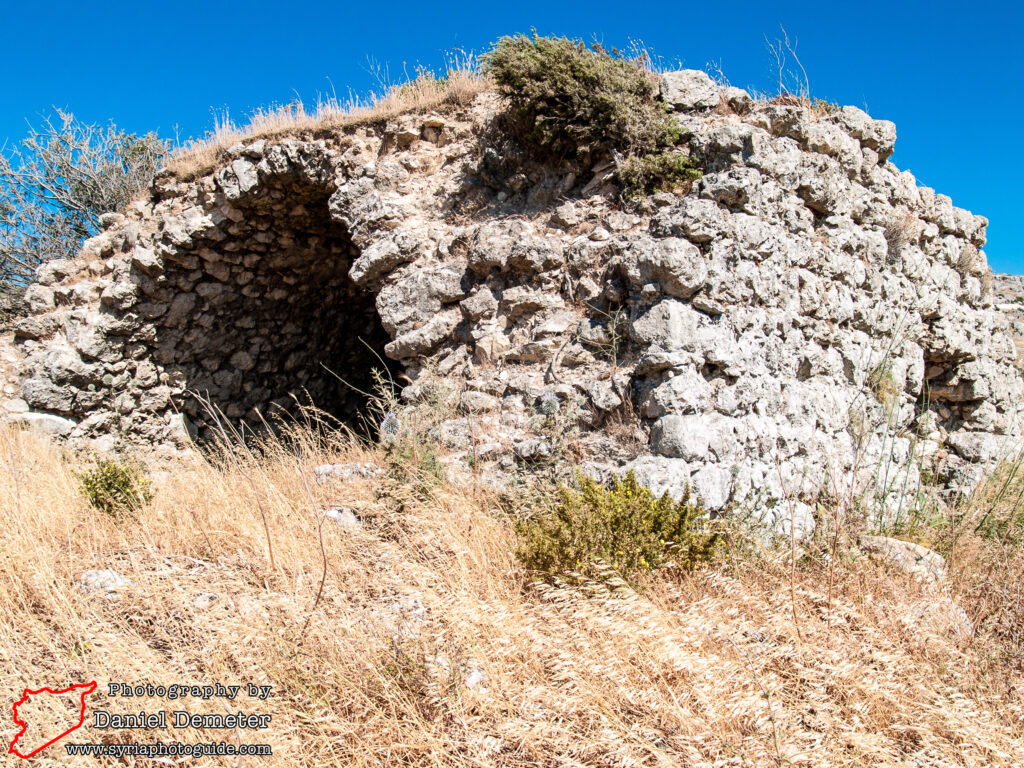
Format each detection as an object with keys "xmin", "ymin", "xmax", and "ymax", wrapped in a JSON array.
[{"xmin": 2, "ymin": 0, "xmax": 1021, "ymax": 272}]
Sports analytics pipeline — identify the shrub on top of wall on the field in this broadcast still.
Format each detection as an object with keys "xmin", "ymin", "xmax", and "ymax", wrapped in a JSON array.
[{"xmin": 482, "ymin": 33, "xmax": 700, "ymax": 195}]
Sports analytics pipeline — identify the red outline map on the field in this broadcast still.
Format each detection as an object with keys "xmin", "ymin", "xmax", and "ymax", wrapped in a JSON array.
[{"xmin": 8, "ymin": 681, "xmax": 98, "ymax": 759}]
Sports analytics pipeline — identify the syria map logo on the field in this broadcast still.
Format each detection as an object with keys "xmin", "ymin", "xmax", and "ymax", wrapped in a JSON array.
[{"xmin": 7, "ymin": 681, "xmax": 98, "ymax": 759}]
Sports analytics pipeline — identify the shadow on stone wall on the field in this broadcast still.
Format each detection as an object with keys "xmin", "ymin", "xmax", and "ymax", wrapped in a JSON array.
[{"xmin": 149, "ymin": 176, "xmax": 397, "ymax": 442}]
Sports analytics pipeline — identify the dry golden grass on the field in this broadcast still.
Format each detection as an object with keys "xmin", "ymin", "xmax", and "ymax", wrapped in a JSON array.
[
  {"xmin": 925, "ymin": 458, "xmax": 1024, "ymax": 705},
  {"xmin": 1, "ymin": 421, "xmax": 1022, "ymax": 766},
  {"xmin": 165, "ymin": 54, "xmax": 489, "ymax": 181},
  {"xmin": 161, "ymin": 41, "xmax": 682, "ymax": 184}
]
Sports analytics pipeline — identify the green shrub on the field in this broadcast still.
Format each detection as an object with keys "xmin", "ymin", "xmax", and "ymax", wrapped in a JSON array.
[
  {"xmin": 384, "ymin": 439, "xmax": 447, "ymax": 498},
  {"xmin": 516, "ymin": 470, "xmax": 721, "ymax": 581},
  {"xmin": 482, "ymin": 33, "xmax": 700, "ymax": 194},
  {"xmin": 616, "ymin": 152, "xmax": 702, "ymax": 198},
  {"xmin": 78, "ymin": 458, "xmax": 152, "ymax": 516}
]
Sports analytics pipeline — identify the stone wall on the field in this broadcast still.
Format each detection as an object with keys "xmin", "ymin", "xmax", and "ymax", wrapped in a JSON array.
[{"xmin": 8, "ymin": 74, "xmax": 1023, "ymax": 531}]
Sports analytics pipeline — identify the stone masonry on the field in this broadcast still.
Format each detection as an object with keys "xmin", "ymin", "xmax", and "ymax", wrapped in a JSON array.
[{"xmin": 6, "ymin": 72, "xmax": 1023, "ymax": 533}]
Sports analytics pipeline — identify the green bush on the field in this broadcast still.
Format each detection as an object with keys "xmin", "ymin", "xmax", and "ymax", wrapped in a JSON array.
[
  {"xmin": 616, "ymin": 152, "xmax": 702, "ymax": 198},
  {"xmin": 78, "ymin": 458, "xmax": 152, "ymax": 516},
  {"xmin": 482, "ymin": 33, "xmax": 700, "ymax": 194},
  {"xmin": 516, "ymin": 470, "xmax": 721, "ymax": 581},
  {"xmin": 385, "ymin": 439, "xmax": 447, "ymax": 498}
]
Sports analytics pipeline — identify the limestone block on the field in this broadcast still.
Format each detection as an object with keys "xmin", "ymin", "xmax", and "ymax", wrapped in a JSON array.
[{"xmin": 659, "ymin": 70, "xmax": 720, "ymax": 110}]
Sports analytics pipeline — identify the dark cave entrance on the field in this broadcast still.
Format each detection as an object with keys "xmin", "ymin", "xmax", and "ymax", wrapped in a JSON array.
[{"xmin": 164, "ymin": 178, "xmax": 400, "ymax": 441}]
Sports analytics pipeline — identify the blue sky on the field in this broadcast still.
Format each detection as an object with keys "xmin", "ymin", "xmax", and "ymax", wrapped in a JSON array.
[{"xmin": 2, "ymin": 0, "xmax": 1021, "ymax": 271}]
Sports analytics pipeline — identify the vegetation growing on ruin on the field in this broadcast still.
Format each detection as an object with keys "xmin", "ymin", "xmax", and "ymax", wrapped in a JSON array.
[
  {"xmin": 483, "ymin": 33, "xmax": 701, "ymax": 195},
  {"xmin": 616, "ymin": 151, "xmax": 703, "ymax": 197},
  {"xmin": 166, "ymin": 49, "xmax": 487, "ymax": 180},
  {"xmin": 482, "ymin": 33, "xmax": 677, "ymax": 159}
]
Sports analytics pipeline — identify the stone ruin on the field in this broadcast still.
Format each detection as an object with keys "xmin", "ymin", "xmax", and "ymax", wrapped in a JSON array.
[{"xmin": 6, "ymin": 71, "xmax": 1023, "ymax": 533}]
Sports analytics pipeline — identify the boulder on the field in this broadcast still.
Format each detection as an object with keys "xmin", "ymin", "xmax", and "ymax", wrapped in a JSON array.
[
  {"xmin": 651, "ymin": 414, "xmax": 712, "ymax": 461},
  {"xmin": 10, "ymin": 411, "xmax": 77, "ymax": 436},
  {"xmin": 660, "ymin": 70, "xmax": 721, "ymax": 110},
  {"xmin": 325, "ymin": 507, "xmax": 361, "ymax": 528},
  {"xmin": 860, "ymin": 535, "xmax": 947, "ymax": 584},
  {"xmin": 79, "ymin": 569, "xmax": 132, "ymax": 600},
  {"xmin": 313, "ymin": 463, "xmax": 382, "ymax": 485},
  {"xmin": 621, "ymin": 237, "xmax": 707, "ymax": 299}
]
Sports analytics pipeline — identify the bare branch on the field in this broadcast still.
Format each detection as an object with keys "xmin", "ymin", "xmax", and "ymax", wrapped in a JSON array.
[
  {"xmin": 765, "ymin": 25, "xmax": 812, "ymax": 100},
  {"xmin": 780, "ymin": 26, "xmax": 811, "ymax": 99},
  {"xmin": 0, "ymin": 110, "xmax": 167, "ymax": 287}
]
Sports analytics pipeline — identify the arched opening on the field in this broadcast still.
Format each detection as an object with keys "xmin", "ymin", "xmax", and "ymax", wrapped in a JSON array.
[{"xmin": 151, "ymin": 176, "xmax": 398, "ymax": 441}]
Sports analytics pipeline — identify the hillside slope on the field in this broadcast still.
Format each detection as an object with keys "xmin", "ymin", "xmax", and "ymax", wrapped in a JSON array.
[{"xmin": 1, "ymin": 424, "xmax": 1022, "ymax": 766}]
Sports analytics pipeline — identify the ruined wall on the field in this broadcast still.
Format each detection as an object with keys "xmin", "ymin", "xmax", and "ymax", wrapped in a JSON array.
[{"xmin": 8, "ymin": 74, "xmax": 1023, "ymax": 531}]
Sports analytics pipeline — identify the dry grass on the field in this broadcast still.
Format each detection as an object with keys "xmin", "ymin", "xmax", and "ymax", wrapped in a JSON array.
[
  {"xmin": 947, "ymin": 528, "xmax": 1024, "ymax": 700},
  {"xmin": 166, "ymin": 51, "xmax": 488, "ymax": 180},
  {"xmin": 957, "ymin": 243, "xmax": 981, "ymax": 275},
  {"xmin": 161, "ymin": 40, "xmax": 686, "ymax": 184},
  {"xmin": 1, "ymin": 421, "xmax": 1022, "ymax": 766},
  {"xmin": 884, "ymin": 209, "xmax": 922, "ymax": 259},
  {"xmin": 927, "ymin": 457, "xmax": 1024, "ymax": 703}
]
